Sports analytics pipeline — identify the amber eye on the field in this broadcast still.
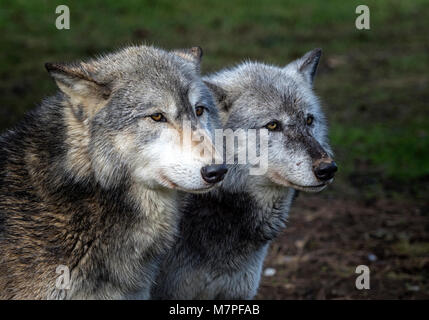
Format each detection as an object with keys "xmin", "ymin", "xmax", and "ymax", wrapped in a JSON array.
[
  {"xmin": 195, "ymin": 106, "xmax": 205, "ymax": 117},
  {"xmin": 265, "ymin": 121, "xmax": 280, "ymax": 131},
  {"xmin": 306, "ymin": 115, "xmax": 314, "ymax": 126},
  {"xmin": 150, "ymin": 113, "xmax": 166, "ymax": 122}
]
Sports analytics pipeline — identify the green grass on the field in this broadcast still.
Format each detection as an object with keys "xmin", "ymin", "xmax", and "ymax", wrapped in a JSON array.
[
  {"xmin": 331, "ymin": 123, "xmax": 429, "ymax": 179},
  {"xmin": 0, "ymin": 0, "xmax": 428, "ymax": 197}
]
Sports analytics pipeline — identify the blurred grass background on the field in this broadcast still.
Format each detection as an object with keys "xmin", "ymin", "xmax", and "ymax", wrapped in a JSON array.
[{"xmin": 1, "ymin": 0, "xmax": 428, "ymax": 201}]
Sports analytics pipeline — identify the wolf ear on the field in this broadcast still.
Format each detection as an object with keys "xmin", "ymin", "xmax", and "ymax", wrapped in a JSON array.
[
  {"xmin": 288, "ymin": 48, "xmax": 322, "ymax": 85},
  {"xmin": 45, "ymin": 62, "xmax": 111, "ymax": 103},
  {"xmin": 172, "ymin": 46, "xmax": 203, "ymax": 65}
]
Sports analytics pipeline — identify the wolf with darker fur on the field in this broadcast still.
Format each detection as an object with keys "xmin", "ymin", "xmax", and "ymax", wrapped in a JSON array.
[
  {"xmin": 153, "ymin": 49, "xmax": 337, "ymax": 299},
  {"xmin": 0, "ymin": 45, "xmax": 225, "ymax": 299}
]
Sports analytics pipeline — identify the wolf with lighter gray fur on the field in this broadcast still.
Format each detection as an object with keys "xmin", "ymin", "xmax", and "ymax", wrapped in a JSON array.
[
  {"xmin": 0, "ymin": 45, "xmax": 226, "ymax": 299},
  {"xmin": 153, "ymin": 49, "xmax": 337, "ymax": 299}
]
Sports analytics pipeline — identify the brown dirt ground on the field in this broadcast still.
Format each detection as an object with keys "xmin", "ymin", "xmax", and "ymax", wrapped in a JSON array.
[{"xmin": 256, "ymin": 195, "xmax": 429, "ymax": 300}]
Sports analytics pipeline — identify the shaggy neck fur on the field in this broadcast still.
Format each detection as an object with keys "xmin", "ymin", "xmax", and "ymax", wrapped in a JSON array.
[
  {"xmin": 152, "ymin": 164, "xmax": 294, "ymax": 299},
  {"xmin": 203, "ymin": 165, "xmax": 294, "ymax": 245}
]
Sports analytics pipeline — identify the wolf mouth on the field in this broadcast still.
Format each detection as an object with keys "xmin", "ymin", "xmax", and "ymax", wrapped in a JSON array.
[
  {"xmin": 161, "ymin": 174, "xmax": 218, "ymax": 194},
  {"xmin": 288, "ymin": 181, "xmax": 328, "ymax": 192},
  {"xmin": 292, "ymin": 182, "xmax": 326, "ymax": 188},
  {"xmin": 269, "ymin": 171, "xmax": 330, "ymax": 192}
]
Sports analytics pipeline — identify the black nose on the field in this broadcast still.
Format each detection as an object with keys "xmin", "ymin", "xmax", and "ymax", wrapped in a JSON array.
[
  {"xmin": 314, "ymin": 161, "xmax": 338, "ymax": 181},
  {"xmin": 201, "ymin": 165, "xmax": 228, "ymax": 184}
]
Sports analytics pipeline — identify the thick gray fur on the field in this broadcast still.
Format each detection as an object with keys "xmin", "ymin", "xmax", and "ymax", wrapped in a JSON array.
[
  {"xmin": 153, "ymin": 49, "xmax": 335, "ymax": 299},
  {"xmin": 0, "ymin": 45, "xmax": 221, "ymax": 299}
]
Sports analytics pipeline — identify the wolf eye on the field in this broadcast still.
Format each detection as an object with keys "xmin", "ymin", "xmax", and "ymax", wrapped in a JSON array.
[
  {"xmin": 265, "ymin": 121, "xmax": 280, "ymax": 131},
  {"xmin": 195, "ymin": 106, "xmax": 205, "ymax": 117},
  {"xmin": 150, "ymin": 113, "xmax": 166, "ymax": 122},
  {"xmin": 306, "ymin": 115, "xmax": 314, "ymax": 126}
]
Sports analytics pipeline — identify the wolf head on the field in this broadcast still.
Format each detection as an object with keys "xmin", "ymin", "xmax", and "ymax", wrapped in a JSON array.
[
  {"xmin": 46, "ymin": 45, "xmax": 226, "ymax": 192},
  {"xmin": 205, "ymin": 49, "xmax": 337, "ymax": 193}
]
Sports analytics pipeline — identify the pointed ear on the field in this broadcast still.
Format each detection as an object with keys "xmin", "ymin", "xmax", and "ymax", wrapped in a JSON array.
[
  {"xmin": 172, "ymin": 46, "xmax": 203, "ymax": 65},
  {"xmin": 204, "ymin": 80, "xmax": 231, "ymax": 113},
  {"xmin": 45, "ymin": 62, "xmax": 111, "ymax": 102},
  {"xmin": 288, "ymin": 48, "xmax": 322, "ymax": 85}
]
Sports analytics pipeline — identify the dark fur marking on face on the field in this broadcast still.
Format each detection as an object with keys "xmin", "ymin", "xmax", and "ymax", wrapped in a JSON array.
[
  {"xmin": 72, "ymin": 104, "xmax": 85, "ymax": 122},
  {"xmin": 302, "ymin": 131, "xmax": 328, "ymax": 161},
  {"xmin": 203, "ymin": 81, "xmax": 230, "ymax": 112}
]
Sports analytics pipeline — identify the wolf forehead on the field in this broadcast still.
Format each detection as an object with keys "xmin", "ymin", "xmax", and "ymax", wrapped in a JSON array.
[
  {"xmin": 50, "ymin": 45, "xmax": 207, "ymax": 96},
  {"xmin": 49, "ymin": 45, "xmax": 215, "ymax": 114},
  {"xmin": 208, "ymin": 62, "xmax": 318, "ymax": 113},
  {"xmin": 89, "ymin": 46, "xmax": 198, "ymax": 82}
]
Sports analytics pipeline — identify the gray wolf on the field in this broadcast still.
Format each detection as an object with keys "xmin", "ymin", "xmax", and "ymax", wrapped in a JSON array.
[
  {"xmin": 0, "ymin": 45, "xmax": 226, "ymax": 299},
  {"xmin": 152, "ymin": 49, "xmax": 337, "ymax": 299}
]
